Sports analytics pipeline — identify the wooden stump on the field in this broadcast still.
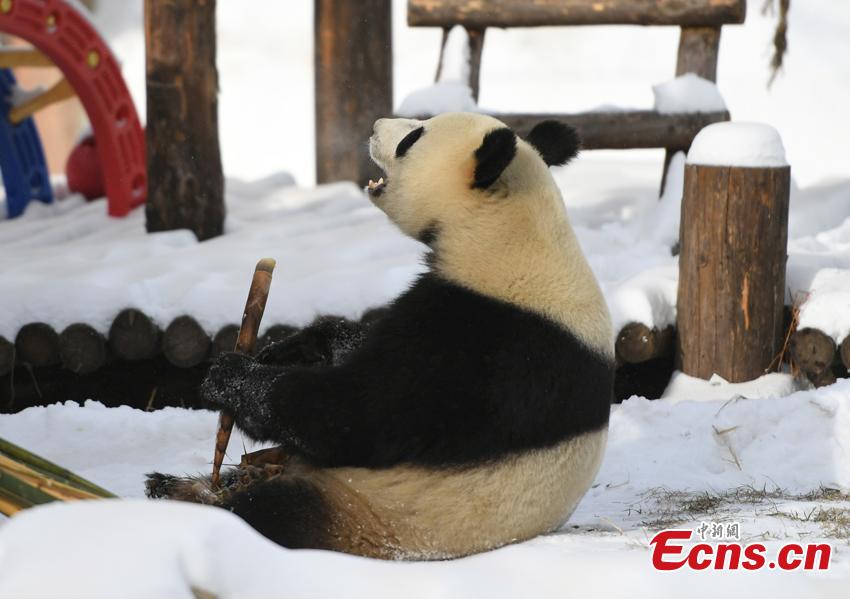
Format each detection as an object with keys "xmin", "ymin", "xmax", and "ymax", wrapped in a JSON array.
[
  {"xmin": 59, "ymin": 324, "xmax": 107, "ymax": 375},
  {"xmin": 144, "ymin": 0, "xmax": 224, "ymax": 241},
  {"xmin": 15, "ymin": 323, "xmax": 60, "ymax": 368},
  {"xmin": 162, "ymin": 316, "xmax": 210, "ymax": 368},
  {"xmin": 0, "ymin": 336, "xmax": 14, "ymax": 377},
  {"xmin": 677, "ymin": 163, "xmax": 790, "ymax": 382},
  {"xmin": 315, "ymin": 0, "xmax": 392, "ymax": 186},
  {"xmin": 109, "ymin": 309, "xmax": 160, "ymax": 361}
]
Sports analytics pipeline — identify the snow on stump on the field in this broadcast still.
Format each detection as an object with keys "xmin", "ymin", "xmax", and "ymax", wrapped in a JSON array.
[{"xmin": 677, "ymin": 122, "xmax": 790, "ymax": 382}]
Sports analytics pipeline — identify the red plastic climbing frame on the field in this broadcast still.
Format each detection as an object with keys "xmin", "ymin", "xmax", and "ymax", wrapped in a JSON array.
[{"xmin": 0, "ymin": 0, "xmax": 145, "ymax": 217}]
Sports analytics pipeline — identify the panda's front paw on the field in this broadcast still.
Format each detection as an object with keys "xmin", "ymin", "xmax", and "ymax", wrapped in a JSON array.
[
  {"xmin": 200, "ymin": 352, "xmax": 254, "ymax": 413},
  {"xmin": 255, "ymin": 328, "xmax": 332, "ymax": 366}
]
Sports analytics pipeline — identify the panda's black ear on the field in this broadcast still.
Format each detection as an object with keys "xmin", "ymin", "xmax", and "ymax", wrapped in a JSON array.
[
  {"xmin": 526, "ymin": 121, "xmax": 581, "ymax": 167},
  {"xmin": 473, "ymin": 128, "xmax": 517, "ymax": 189}
]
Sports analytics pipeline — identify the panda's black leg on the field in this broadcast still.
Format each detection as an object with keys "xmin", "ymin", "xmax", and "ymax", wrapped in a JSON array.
[{"xmin": 221, "ymin": 477, "xmax": 337, "ymax": 551}]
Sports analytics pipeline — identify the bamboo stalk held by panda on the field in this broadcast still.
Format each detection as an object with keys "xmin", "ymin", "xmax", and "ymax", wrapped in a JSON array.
[{"xmin": 211, "ymin": 258, "xmax": 277, "ymax": 489}]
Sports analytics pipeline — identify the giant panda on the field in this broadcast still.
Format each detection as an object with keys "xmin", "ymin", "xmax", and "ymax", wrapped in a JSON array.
[{"xmin": 146, "ymin": 112, "xmax": 615, "ymax": 560}]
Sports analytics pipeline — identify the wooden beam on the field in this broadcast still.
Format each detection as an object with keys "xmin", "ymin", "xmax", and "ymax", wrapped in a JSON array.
[
  {"xmin": 398, "ymin": 110, "xmax": 729, "ymax": 150},
  {"xmin": 409, "ymin": 0, "xmax": 746, "ymax": 28},
  {"xmin": 315, "ymin": 0, "xmax": 393, "ymax": 186},
  {"xmin": 8, "ymin": 78, "xmax": 75, "ymax": 125}
]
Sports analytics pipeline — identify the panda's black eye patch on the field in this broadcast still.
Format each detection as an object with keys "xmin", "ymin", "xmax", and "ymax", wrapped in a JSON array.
[{"xmin": 395, "ymin": 127, "xmax": 425, "ymax": 158}]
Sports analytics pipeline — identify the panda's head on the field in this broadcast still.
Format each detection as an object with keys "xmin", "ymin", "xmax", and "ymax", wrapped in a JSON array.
[{"xmin": 367, "ymin": 112, "xmax": 580, "ymax": 245}]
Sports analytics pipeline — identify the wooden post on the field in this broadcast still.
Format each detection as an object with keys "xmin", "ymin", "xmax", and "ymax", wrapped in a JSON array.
[
  {"xmin": 677, "ymin": 159, "xmax": 791, "ymax": 382},
  {"xmin": 315, "ymin": 0, "xmax": 393, "ymax": 186},
  {"xmin": 465, "ymin": 27, "xmax": 486, "ymax": 103},
  {"xmin": 145, "ymin": 0, "xmax": 224, "ymax": 241}
]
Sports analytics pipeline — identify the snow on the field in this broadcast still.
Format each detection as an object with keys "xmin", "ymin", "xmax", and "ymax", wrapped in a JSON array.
[
  {"xmin": 687, "ymin": 122, "xmax": 788, "ymax": 168},
  {"xmin": 397, "ymin": 26, "xmax": 478, "ymax": 117},
  {"xmin": 2, "ymin": 379, "xmax": 850, "ymax": 596},
  {"xmin": 396, "ymin": 80, "xmax": 477, "ymax": 118},
  {"xmin": 653, "ymin": 73, "xmax": 727, "ymax": 115},
  {"xmin": 0, "ymin": 1, "xmax": 849, "ymax": 595},
  {"xmin": 86, "ymin": 0, "xmax": 850, "ymax": 187},
  {"xmin": 796, "ymin": 269, "xmax": 850, "ymax": 343},
  {"xmin": 0, "ymin": 181, "xmax": 424, "ymax": 338}
]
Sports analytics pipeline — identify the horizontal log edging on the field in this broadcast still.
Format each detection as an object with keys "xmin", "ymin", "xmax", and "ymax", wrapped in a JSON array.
[
  {"xmin": 399, "ymin": 110, "xmax": 731, "ymax": 150},
  {"xmin": 408, "ymin": 0, "xmax": 747, "ymax": 28}
]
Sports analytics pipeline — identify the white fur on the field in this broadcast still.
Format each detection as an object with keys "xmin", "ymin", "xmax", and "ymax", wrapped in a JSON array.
[{"xmin": 369, "ymin": 113, "xmax": 613, "ymax": 357}]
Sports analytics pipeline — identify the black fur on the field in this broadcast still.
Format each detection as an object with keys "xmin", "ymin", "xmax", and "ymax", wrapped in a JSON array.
[
  {"xmin": 526, "ymin": 121, "xmax": 581, "ymax": 167},
  {"xmin": 416, "ymin": 222, "xmax": 440, "ymax": 246},
  {"xmin": 472, "ymin": 128, "xmax": 517, "ymax": 189},
  {"xmin": 202, "ymin": 273, "xmax": 614, "ymax": 469},
  {"xmin": 254, "ymin": 316, "xmax": 367, "ymax": 367},
  {"xmin": 395, "ymin": 126, "xmax": 425, "ymax": 158},
  {"xmin": 223, "ymin": 477, "xmax": 336, "ymax": 550}
]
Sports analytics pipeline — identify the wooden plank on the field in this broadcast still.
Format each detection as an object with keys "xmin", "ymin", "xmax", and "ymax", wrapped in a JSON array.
[
  {"xmin": 315, "ymin": 0, "xmax": 393, "ymax": 186},
  {"xmin": 399, "ymin": 110, "xmax": 729, "ymax": 149},
  {"xmin": 409, "ymin": 0, "xmax": 746, "ymax": 28},
  {"xmin": 677, "ymin": 163, "xmax": 790, "ymax": 382}
]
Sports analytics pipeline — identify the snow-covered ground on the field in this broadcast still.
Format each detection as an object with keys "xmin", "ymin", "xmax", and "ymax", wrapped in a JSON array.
[
  {"xmin": 1, "ymin": 377, "xmax": 849, "ymax": 597},
  {"xmin": 1, "ymin": 0, "xmax": 849, "ymax": 596}
]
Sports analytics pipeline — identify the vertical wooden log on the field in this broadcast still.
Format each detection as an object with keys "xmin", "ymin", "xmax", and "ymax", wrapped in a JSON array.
[
  {"xmin": 315, "ymin": 0, "xmax": 393, "ymax": 186},
  {"xmin": 145, "ymin": 0, "xmax": 224, "ymax": 241},
  {"xmin": 675, "ymin": 27, "xmax": 721, "ymax": 81},
  {"xmin": 662, "ymin": 26, "xmax": 722, "ymax": 193},
  {"xmin": 677, "ymin": 163, "xmax": 791, "ymax": 382},
  {"xmin": 465, "ymin": 27, "xmax": 486, "ymax": 103}
]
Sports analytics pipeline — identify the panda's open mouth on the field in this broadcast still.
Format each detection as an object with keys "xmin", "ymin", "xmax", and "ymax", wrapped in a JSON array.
[{"xmin": 366, "ymin": 176, "xmax": 387, "ymax": 197}]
